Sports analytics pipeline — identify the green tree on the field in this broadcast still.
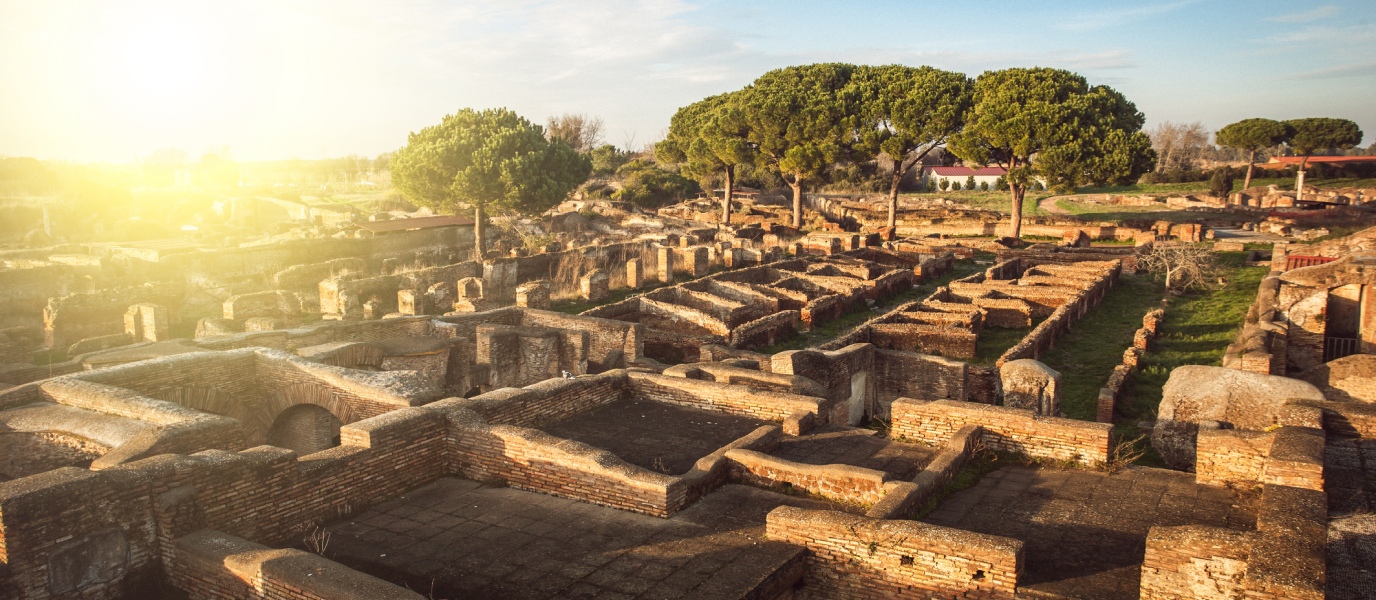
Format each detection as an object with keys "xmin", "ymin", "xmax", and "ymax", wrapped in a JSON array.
[
  {"xmin": 939, "ymin": 178, "xmax": 949, "ymax": 191},
  {"xmin": 850, "ymin": 65, "xmax": 972, "ymax": 228},
  {"xmin": 611, "ymin": 160, "xmax": 698, "ymax": 208},
  {"xmin": 1215, "ymin": 118, "xmax": 1293, "ymax": 191},
  {"xmin": 589, "ymin": 144, "xmax": 630, "ymax": 176},
  {"xmin": 980, "ymin": 181, "xmax": 989, "ymax": 191},
  {"xmin": 738, "ymin": 63, "xmax": 857, "ymax": 228},
  {"xmin": 656, "ymin": 92, "xmax": 756, "ymax": 224},
  {"xmin": 1209, "ymin": 169, "xmax": 1234, "ymax": 199},
  {"xmin": 951, "ymin": 67, "xmax": 1154, "ymax": 238},
  {"xmin": 1283, "ymin": 118, "xmax": 1364, "ymax": 197},
  {"xmin": 391, "ymin": 108, "xmax": 591, "ymax": 256},
  {"xmin": 965, "ymin": 175, "xmax": 976, "ymax": 190}
]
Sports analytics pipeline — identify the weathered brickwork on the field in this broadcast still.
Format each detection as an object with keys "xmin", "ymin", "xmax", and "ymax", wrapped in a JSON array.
[
  {"xmin": 628, "ymin": 371, "xmax": 826, "ymax": 425},
  {"xmin": 1140, "ymin": 526, "xmax": 1256, "ymax": 600},
  {"xmin": 726, "ymin": 449, "xmax": 888, "ymax": 507},
  {"xmin": 891, "ymin": 398, "xmax": 1112, "ymax": 465},
  {"xmin": 766, "ymin": 506, "xmax": 1022, "ymax": 600},
  {"xmin": 173, "ymin": 529, "xmax": 422, "ymax": 600},
  {"xmin": 1195, "ymin": 429, "xmax": 1274, "ymax": 488}
]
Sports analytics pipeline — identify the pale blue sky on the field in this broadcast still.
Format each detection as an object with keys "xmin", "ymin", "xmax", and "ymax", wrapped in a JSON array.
[{"xmin": 1, "ymin": 0, "xmax": 1372, "ymax": 162}]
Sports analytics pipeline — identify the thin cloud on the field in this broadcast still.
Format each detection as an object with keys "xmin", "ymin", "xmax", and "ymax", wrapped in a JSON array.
[
  {"xmin": 1057, "ymin": 1, "xmax": 1196, "ymax": 32},
  {"xmin": 1263, "ymin": 24, "xmax": 1376, "ymax": 44},
  {"xmin": 1265, "ymin": 5, "xmax": 1340, "ymax": 23},
  {"xmin": 1278, "ymin": 60, "xmax": 1376, "ymax": 81}
]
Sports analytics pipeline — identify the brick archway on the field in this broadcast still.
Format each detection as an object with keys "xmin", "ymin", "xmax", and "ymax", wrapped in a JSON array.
[{"xmin": 250, "ymin": 383, "xmax": 360, "ymax": 447}]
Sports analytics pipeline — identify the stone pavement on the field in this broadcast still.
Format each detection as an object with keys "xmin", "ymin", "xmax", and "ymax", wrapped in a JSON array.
[
  {"xmin": 322, "ymin": 478, "xmax": 833, "ymax": 599},
  {"xmin": 542, "ymin": 399, "xmax": 771, "ymax": 476},
  {"xmin": 922, "ymin": 464, "xmax": 1256, "ymax": 600},
  {"xmin": 771, "ymin": 424, "xmax": 935, "ymax": 481},
  {"xmin": 1325, "ymin": 436, "xmax": 1376, "ymax": 600}
]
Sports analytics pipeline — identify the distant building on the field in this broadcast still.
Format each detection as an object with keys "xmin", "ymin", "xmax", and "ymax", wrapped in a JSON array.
[{"xmin": 922, "ymin": 166, "xmax": 1007, "ymax": 190}]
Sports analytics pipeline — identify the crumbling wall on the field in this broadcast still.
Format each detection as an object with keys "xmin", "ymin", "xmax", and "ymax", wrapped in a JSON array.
[
  {"xmin": 766, "ymin": 506, "xmax": 1021, "ymax": 600},
  {"xmin": 42, "ymin": 282, "xmax": 184, "ymax": 349},
  {"xmin": 891, "ymin": 398, "xmax": 1112, "ymax": 465}
]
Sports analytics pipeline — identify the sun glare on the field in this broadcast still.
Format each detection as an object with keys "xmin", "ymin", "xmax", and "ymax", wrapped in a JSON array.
[{"xmin": 93, "ymin": 10, "xmax": 214, "ymax": 120}]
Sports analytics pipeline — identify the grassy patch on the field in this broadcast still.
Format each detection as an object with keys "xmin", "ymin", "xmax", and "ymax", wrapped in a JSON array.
[
  {"xmin": 969, "ymin": 323, "xmax": 1040, "ymax": 367},
  {"xmin": 1054, "ymin": 199, "xmax": 1248, "ymax": 225},
  {"xmin": 897, "ymin": 190, "xmax": 1053, "ymax": 216},
  {"xmin": 1118, "ymin": 252, "xmax": 1265, "ymax": 425},
  {"xmin": 1038, "ymin": 275, "xmax": 1166, "ymax": 420}
]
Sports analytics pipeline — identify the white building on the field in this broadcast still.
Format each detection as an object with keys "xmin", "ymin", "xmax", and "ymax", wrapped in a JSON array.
[{"xmin": 922, "ymin": 166, "xmax": 1006, "ymax": 190}]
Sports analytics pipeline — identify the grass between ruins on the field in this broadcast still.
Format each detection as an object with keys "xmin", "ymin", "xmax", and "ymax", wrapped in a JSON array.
[{"xmin": 756, "ymin": 253, "xmax": 990, "ymax": 354}]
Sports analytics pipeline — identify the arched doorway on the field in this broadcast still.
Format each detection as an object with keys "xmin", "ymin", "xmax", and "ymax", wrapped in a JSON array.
[{"xmin": 265, "ymin": 404, "xmax": 342, "ymax": 456}]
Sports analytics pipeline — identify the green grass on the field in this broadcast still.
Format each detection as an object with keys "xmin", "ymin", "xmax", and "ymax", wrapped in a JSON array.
[
  {"xmin": 1118, "ymin": 253, "xmax": 1265, "ymax": 426},
  {"xmin": 969, "ymin": 322, "xmax": 1041, "ymax": 367},
  {"xmin": 1054, "ymin": 200, "xmax": 1251, "ymax": 225},
  {"xmin": 1038, "ymin": 275, "xmax": 1166, "ymax": 420},
  {"xmin": 756, "ymin": 255, "xmax": 988, "ymax": 354},
  {"xmin": 897, "ymin": 190, "xmax": 1053, "ymax": 216}
]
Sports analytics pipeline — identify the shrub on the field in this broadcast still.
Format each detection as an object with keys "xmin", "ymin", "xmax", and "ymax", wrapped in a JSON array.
[
  {"xmin": 980, "ymin": 181, "xmax": 989, "ymax": 191},
  {"xmin": 1209, "ymin": 169, "xmax": 1234, "ymax": 198},
  {"xmin": 939, "ymin": 178, "xmax": 949, "ymax": 191},
  {"xmin": 611, "ymin": 160, "xmax": 698, "ymax": 208},
  {"xmin": 965, "ymin": 175, "xmax": 976, "ymax": 190},
  {"xmin": 589, "ymin": 144, "xmax": 630, "ymax": 176},
  {"xmin": 995, "ymin": 176, "xmax": 1008, "ymax": 191}
]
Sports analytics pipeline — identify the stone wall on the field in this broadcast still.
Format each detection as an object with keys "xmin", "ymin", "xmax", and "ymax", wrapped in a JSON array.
[
  {"xmin": 891, "ymin": 398, "xmax": 1112, "ymax": 465},
  {"xmin": 1139, "ymin": 526, "xmax": 1256, "ymax": 600},
  {"xmin": 766, "ymin": 506, "xmax": 1022, "ymax": 600},
  {"xmin": 1195, "ymin": 429, "xmax": 1274, "ymax": 488},
  {"xmin": 628, "ymin": 371, "xmax": 827, "ymax": 429},
  {"xmin": 726, "ymin": 449, "xmax": 889, "ymax": 507},
  {"xmin": 173, "ymin": 529, "xmax": 423, "ymax": 600},
  {"xmin": 42, "ymin": 282, "xmax": 184, "ymax": 349}
]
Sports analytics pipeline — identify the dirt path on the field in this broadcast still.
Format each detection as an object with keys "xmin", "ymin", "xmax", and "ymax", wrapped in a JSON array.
[{"xmin": 1038, "ymin": 195, "xmax": 1073, "ymax": 215}]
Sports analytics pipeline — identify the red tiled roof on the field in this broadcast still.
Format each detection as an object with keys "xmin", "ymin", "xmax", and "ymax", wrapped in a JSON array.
[
  {"xmin": 927, "ymin": 166, "xmax": 1007, "ymax": 176},
  {"xmin": 1265, "ymin": 156, "xmax": 1376, "ymax": 165},
  {"xmin": 356, "ymin": 215, "xmax": 474, "ymax": 233}
]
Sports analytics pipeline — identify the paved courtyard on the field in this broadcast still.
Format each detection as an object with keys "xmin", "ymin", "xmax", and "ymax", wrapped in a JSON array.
[
  {"xmin": 321, "ymin": 478, "xmax": 833, "ymax": 599},
  {"xmin": 1325, "ymin": 436, "xmax": 1376, "ymax": 600},
  {"xmin": 921, "ymin": 464, "xmax": 1257, "ymax": 600},
  {"xmin": 542, "ymin": 399, "xmax": 771, "ymax": 475}
]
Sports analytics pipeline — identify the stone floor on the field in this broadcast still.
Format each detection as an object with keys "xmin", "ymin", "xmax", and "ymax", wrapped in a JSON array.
[
  {"xmin": 921, "ymin": 464, "xmax": 1257, "ymax": 600},
  {"xmin": 771, "ymin": 424, "xmax": 935, "ymax": 480},
  {"xmin": 322, "ymin": 478, "xmax": 832, "ymax": 599},
  {"xmin": 542, "ymin": 399, "xmax": 771, "ymax": 475},
  {"xmin": 1325, "ymin": 435, "xmax": 1376, "ymax": 600}
]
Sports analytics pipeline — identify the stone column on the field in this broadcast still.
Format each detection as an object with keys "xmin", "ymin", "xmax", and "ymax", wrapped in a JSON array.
[
  {"xmin": 580, "ymin": 270, "xmax": 609, "ymax": 301},
  {"xmin": 626, "ymin": 259, "xmax": 643, "ymax": 289},
  {"xmin": 658, "ymin": 247, "xmax": 675, "ymax": 284},
  {"xmin": 688, "ymin": 247, "xmax": 709, "ymax": 278},
  {"xmin": 124, "ymin": 303, "xmax": 169, "ymax": 342}
]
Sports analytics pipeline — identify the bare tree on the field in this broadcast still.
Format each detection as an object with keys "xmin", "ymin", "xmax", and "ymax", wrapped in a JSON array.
[
  {"xmin": 1138, "ymin": 243, "xmax": 1218, "ymax": 291},
  {"xmin": 545, "ymin": 113, "xmax": 605, "ymax": 153},
  {"xmin": 1149, "ymin": 121, "xmax": 1209, "ymax": 172}
]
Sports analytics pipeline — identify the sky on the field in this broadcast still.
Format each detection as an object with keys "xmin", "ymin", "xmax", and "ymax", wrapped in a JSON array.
[{"xmin": 1, "ymin": 0, "xmax": 1373, "ymax": 163}]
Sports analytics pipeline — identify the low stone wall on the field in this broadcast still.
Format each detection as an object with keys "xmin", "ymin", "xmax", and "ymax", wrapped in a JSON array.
[
  {"xmin": 1195, "ymin": 429, "xmax": 1274, "ymax": 488},
  {"xmin": 1140, "ymin": 484, "xmax": 1326, "ymax": 600},
  {"xmin": 628, "ymin": 371, "xmax": 828, "ymax": 429},
  {"xmin": 728, "ymin": 310, "xmax": 799, "ymax": 349},
  {"xmin": 766, "ymin": 506, "xmax": 1021, "ymax": 600},
  {"xmin": 726, "ymin": 449, "xmax": 889, "ymax": 507},
  {"xmin": 1140, "ymin": 526, "xmax": 1256, "ymax": 600},
  {"xmin": 173, "ymin": 529, "xmax": 423, "ymax": 600},
  {"xmin": 1096, "ymin": 308, "xmax": 1163, "ymax": 423},
  {"xmin": 867, "ymin": 424, "xmax": 982, "ymax": 519},
  {"xmin": 892, "ymin": 398, "xmax": 1112, "ymax": 465}
]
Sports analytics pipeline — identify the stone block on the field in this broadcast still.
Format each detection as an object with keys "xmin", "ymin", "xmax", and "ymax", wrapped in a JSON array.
[
  {"xmin": 243, "ymin": 317, "xmax": 281, "ymax": 332},
  {"xmin": 1001, "ymin": 359, "xmax": 1061, "ymax": 416},
  {"xmin": 363, "ymin": 300, "xmax": 383, "ymax": 320},
  {"xmin": 516, "ymin": 280, "xmax": 550, "ymax": 309},
  {"xmin": 580, "ymin": 270, "xmax": 609, "ymax": 302},
  {"xmin": 1062, "ymin": 229, "xmax": 1092, "ymax": 248},
  {"xmin": 195, "ymin": 318, "xmax": 237, "ymax": 338},
  {"xmin": 124, "ymin": 303, "xmax": 169, "ymax": 342},
  {"xmin": 397, "ymin": 289, "xmax": 422, "ymax": 316}
]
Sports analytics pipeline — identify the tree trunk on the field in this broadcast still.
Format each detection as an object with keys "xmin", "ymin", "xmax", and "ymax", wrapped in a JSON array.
[
  {"xmin": 1009, "ymin": 184, "xmax": 1025, "ymax": 239},
  {"xmin": 790, "ymin": 180, "xmax": 803, "ymax": 229},
  {"xmin": 1243, "ymin": 150, "xmax": 1255, "ymax": 191},
  {"xmin": 722, "ymin": 165, "xmax": 734, "ymax": 226},
  {"xmin": 473, "ymin": 203, "xmax": 485, "ymax": 259},
  {"xmin": 887, "ymin": 157, "xmax": 902, "ymax": 229}
]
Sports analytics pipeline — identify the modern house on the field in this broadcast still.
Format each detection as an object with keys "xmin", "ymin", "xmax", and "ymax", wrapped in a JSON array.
[{"xmin": 921, "ymin": 166, "xmax": 1008, "ymax": 190}]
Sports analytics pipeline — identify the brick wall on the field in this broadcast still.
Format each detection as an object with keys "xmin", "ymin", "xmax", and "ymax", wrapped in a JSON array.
[
  {"xmin": 867, "ymin": 424, "xmax": 982, "ymax": 520},
  {"xmin": 628, "ymin": 372, "xmax": 825, "ymax": 424},
  {"xmin": 1195, "ymin": 429, "xmax": 1274, "ymax": 488},
  {"xmin": 1140, "ymin": 526, "xmax": 1255, "ymax": 600},
  {"xmin": 173, "ymin": 529, "xmax": 423, "ymax": 600},
  {"xmin": 892, "ymin": 398, "xmax": 1112, "ymax": 465},
  {"xmin": 871, "ymin": 350, "xmax": 966, "ymax": 419},
  {"xmin": 726, "ymin": 449, "xmax": 887, "ymax": 507},
  {"xmin": 767, "ymin": 506, "xmax": 1021, "ymax": 599}
]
